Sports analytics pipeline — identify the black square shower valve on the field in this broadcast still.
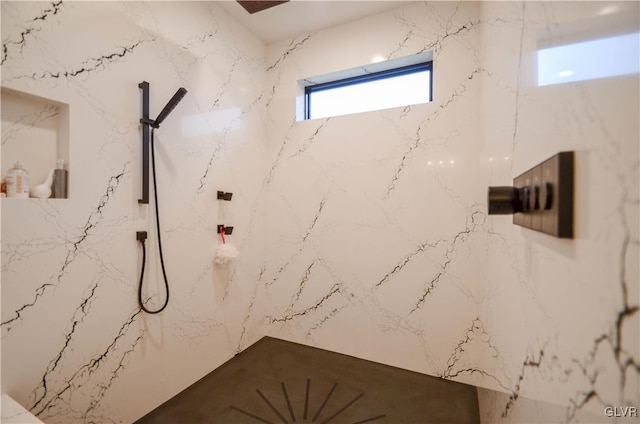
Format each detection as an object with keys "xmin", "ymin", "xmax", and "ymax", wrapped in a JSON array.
[{"xmin": 488, "ymin": 151, "xmax": 574, "ymax": 238}]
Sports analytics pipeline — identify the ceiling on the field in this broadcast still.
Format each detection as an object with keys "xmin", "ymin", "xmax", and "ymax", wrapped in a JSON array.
[{"xmin": 218, "ymin": 0, "xmax": 413, "ymax": 44}]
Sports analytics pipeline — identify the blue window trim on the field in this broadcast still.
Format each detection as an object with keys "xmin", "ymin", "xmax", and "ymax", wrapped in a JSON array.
[{"xmin": 304, "ymin": 61, "xmax": 433, "ymax": 120}]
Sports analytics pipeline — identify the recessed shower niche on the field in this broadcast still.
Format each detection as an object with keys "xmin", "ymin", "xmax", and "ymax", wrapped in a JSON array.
[{"xmin": 1, "ymin": 87, "xmax": 70, "ymax": 198}]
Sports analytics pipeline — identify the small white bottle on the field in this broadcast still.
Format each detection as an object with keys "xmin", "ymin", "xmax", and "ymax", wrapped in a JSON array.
[{"xmin": 6, "ymin": 162, "xmax": 30, "ymax": 198}]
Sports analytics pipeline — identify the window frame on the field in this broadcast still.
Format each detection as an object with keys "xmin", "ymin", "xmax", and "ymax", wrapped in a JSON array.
[{"xmin": 304, "ymin": 61, "xmax": 433, "ymax": 120}]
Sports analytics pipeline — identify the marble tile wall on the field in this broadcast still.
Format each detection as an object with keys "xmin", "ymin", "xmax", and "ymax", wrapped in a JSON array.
[
  {"xmin": 2, "ymin": 1, "xmax": 638, "ymax": 423},
  {"xmin": 2, "ymin": 1, "xmax": 267, "ymax": 422},
  {"xmin": 1, "ymin": 394, "xmax": 44, "ymax": 423},
  {"xmin": 478, "ymin": 2, "xmax": 638, "ymax": 420},
  {"xmin": 263, "ymin": 0, "xmax": 485, "ymax": 375},
  {"xmin": 262, "ymin": 1, "xmax": 638, "ymax": 422}
]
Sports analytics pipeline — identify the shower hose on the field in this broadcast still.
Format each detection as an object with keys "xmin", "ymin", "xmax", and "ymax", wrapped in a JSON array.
[{"xmin": 137, "ymin": 128, "xmax": 170, "ymax": 314}]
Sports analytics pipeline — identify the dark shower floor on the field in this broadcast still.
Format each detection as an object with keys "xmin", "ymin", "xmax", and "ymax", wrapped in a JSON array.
[{"xmin": 134, "ymin": 337, "xmax": 479, "ymax": 424}]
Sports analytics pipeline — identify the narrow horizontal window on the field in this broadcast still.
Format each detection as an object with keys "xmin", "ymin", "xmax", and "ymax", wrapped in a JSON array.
[
  {"xmin": 303, "ymin": 61, "xmax": 432, "ymax": 120},
  {"xmin": 537, "ymin": 32, "xmax": 640, "ymax": 86}
]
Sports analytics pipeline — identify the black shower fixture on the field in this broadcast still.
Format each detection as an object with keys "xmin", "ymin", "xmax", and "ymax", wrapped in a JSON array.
[
  {"xmin": 217, "ymin": 225, "xmax": 234, "ymax": 235},
  {"xmin": 153, "ymin": 87, "xmax": 188, "ymax": 128},
  {"xmin": 138, "ymin": 82, "xmax": 187, "ymax": 204},
  {"xmin": 488, "ymin": 151, "xmax": 573, "ymax": 238},
  {"xmin": 217, "ymin": 191, "xmax": 233, "ymax": 201},
  {"xmin": 136, "ymin": 81, "xmax": 187, "ymax": 315}
]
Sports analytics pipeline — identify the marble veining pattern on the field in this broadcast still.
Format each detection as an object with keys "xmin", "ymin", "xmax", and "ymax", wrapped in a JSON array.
[
  {"xmin": 2, "ymin": 1, "xmax": 267, "ymax": 423},
  {"xmin": 1, "ymin": 1, "xmax": 638, "ymax": 424},
  {"xmin": 262, "ymin": 1, "xmax": 638, "ymax": 423}
]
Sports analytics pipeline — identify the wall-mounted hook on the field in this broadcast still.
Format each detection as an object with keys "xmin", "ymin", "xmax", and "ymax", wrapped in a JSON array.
[
  {"xmin": 217, "ymin": 191, "xmax": 233, "ymax": 201},
  {"xmin": 217, "ymin": 225, "xmax": 234, "ymax": 235}
]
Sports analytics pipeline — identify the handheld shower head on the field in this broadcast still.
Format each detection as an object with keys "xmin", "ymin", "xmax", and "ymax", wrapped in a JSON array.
[{"xmin": 153, "ymin": 87, "xmax": 187, "ymax": 128}]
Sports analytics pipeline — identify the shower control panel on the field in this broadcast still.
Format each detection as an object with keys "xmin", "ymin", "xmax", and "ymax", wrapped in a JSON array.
[{"xmin": 488, "ymin": 151, "xmax": 574, "ymax": 238}]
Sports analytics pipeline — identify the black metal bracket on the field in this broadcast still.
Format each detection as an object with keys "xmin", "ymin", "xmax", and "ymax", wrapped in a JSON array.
[
  {"xmin": 140, "ymin": 118, "xmax": 156, "ymax": 127},
  {"xmin": 217, "ymin": 225, "xmax": 234, "ymax": 235},
  {"xmin": 217, "ymin": 191, "xmax": 233, "ymax": 201},
  {"xmin": 139, "ymin": 81, "xmax": 151, "ymax": 204}
]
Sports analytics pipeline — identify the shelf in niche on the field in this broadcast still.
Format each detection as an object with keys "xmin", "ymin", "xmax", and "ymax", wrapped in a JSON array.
[{"xmin": 1, "ymin": 86, "xmax": 70, "ymax": 198}]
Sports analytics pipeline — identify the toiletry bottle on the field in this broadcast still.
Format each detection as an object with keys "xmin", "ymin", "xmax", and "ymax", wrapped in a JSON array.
[
  {"xmin": 52, "ymin": 159, "xmax": 68, "ymax": 199},
  {"xmin": 6, "ymin": 162, "xmax": 30, "ymax": 198}
]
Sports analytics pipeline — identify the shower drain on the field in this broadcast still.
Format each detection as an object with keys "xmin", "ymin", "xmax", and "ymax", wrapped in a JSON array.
[{"xmin": 229, "ymin": 378, "xmax": 385, "ymax": 424}]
